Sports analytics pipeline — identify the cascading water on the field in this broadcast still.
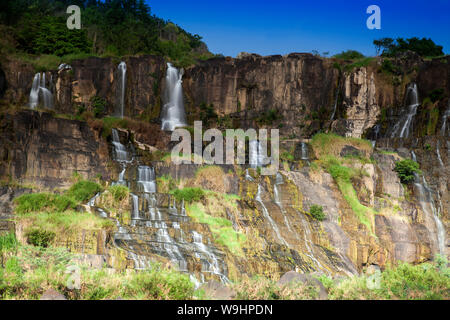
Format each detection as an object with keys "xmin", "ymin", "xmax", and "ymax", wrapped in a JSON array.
[
  {"xmin": 29, "ymin": 72, "xmax": 54, "ymax": 109},
  {"xmin": 436, "ymin": 142, "xmax": 444, "ymax": 167},
  {"xmin": 390, "ymin": 83, "xmax": 419, "ymax": 138},
  {"xmin": 330, "ymin": 81, "xmax": 340, "ymax": 121},
  {"xmin": 191, "ymin": 231, "xmax": 229, "ymax": 283},
  {"xmin": 131, "ymin": 194, "xmax": 140, "ymax": 219},
  {"xmin": 111, "ymin": 129, "xmax": 129, "ymax": 162},
  {"xmin": 273, "ymin": 172, "xmax": 293, "ymax": 232},
  {"xmin": 161, "ymin": 63, "xmax": 187, "ymax": 131},
  {"xmin": 249, "ymin": 140, "xmax": 266, "ymax": 168},
  {"xmin": 441, "ymin": 100, "xmax": 450, "ymax": 136},
  {"xmin": 255, "ymin": 184, "xmax": 288, "ymax": 246},
  {"xmin": 117, "ymin": 62, "xmax": 127, "ymax": 118},
  {"xmin": 300, "ymin": 142, "xmax": 309, "ymax": 160},
  {"xmin": 137, "ymin": 166, "xmax": 156, "ymax": 193},
  {"xmin": 411, "ymin": 151, "xmax": 446, "ymax": 255}
]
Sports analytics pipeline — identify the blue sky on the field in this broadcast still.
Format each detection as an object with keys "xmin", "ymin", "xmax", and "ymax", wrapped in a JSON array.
[{"xmin": 148, "ymin": 0, "xmax": 450, "ymax": 57}]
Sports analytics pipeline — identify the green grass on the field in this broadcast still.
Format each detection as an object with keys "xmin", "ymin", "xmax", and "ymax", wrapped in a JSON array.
[
  {"xmin": 310, "ymin": 134, "xmax": 376, "ymax": 232},
  {"xmin": 187, "ymin": 204, "xmax": 246, "ymax": 254},
  {"xmin": 328, "ymin": 257, "xmax": 450, "ymax": 300},
  {"xmin": 107, "ymin": 185, "xmax": 129, "ymax": 202},
  {"xmin": 0, "ymin": 245, "xmax": 196, "ymax": 300},
  {"xmin": 14, "ymin": 193, "xmax": 77, "ymax": 214},
  {"xmin": 14, "ymin": 180, "xmax": 103, "ymax": 215},
  {"xmin": 18, "ymin": 211, "xmax": 114, "ymax": 236}
]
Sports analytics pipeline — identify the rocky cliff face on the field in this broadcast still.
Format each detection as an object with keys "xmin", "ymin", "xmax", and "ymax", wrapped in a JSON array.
[
  {"xmin": 0, "ymin": 110, "xmax": 111, "ymax": 188},
  {"xmin": 2, "ymin": 54, "xmax": 448, "ymax": 139},
  {"xmin": 0, "ymin": 52, "xmax": 448, "ymax": 282}
]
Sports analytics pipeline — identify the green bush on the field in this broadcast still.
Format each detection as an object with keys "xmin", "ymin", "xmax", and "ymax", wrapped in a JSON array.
[
  {"xmin": 108, "ymin": 185, "xmax": 129, "ymax": 202},
  {"xmin": 65, "ymin": 180, "xmax": 103, "ymax": 203},
  {"xmin": 394, "ymin": 159, "xmax": 421, "ymax": 184},
  {"xmin": 25, "ymin": 229, "xmax": 55, "ymax": 248},
  {"xmin": 169, "ymin": 187, "xmax": 205, "ymax": 203},
  {"xmin": 309, "ymin": 205, "xmax": 326, "ymax": 221},
  {"xmin": 14, "ymin": 193, "xmax": 77, "ymax": 214},
  {"xmin": 333, "ymin": 50, "xmax": 365, "ymax": 60}
]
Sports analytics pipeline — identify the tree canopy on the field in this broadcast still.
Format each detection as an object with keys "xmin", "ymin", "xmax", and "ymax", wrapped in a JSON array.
[
  {"xmin": 373, "ymin": 37, "xmax": 444, "ymax": 57},
  {"xmin": 0, "ymin": 0, "xmax": 210, "ymax": 66}
]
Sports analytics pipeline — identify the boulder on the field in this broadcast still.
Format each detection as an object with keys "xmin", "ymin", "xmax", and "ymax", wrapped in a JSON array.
[
  {"xmin": 40, "ymin": 289, "xmax": 67, "ymax": 300},
  {"xmin": 200, "ymin": 280, "xmax": 236, "ymax": 300},
  {"xmin": 277, "ymin": 271, "xmax": 328, "ymax": 300}
]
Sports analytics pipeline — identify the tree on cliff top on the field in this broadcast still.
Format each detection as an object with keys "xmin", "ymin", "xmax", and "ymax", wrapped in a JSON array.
[{"xmin": 373, "ymin": 37, "xmax": 444, "ymax": 57}]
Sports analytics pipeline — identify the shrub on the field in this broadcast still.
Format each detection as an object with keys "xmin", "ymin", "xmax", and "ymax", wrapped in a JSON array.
[
  {"xmin": 65, "ymin": 180, "xmax": 103, "ymax": 203},
  {"xmin": 170, "ymin": 187, "xmax": 205, "ymax": 203},
  {"xmin": 333, "ymin": 50, "xmax": 365, "ymax": 60},
  {"xmin": 394, "ymin": 159, "xmax": 421, "ymax": 184},
  {"xmin": 25, "ymin": 229, "xmax": 55, "ymax": 248},
  {"xmin": 309, "ymin": 205, "xmax": 326, "ymax": 221},
  {"xmin": 108, "ymin": 185, "xmax": 129, "ymax": 202},
  {"xmin": 90, "ymin": 96, "xmax": 107, "ymax": 118}
]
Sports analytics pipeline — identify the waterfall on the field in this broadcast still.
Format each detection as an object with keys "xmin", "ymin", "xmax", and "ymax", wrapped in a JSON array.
[
  {"xmin": 411, "ymin": 151, "xmax": 446, "ymax": 255},
  {"xmin": 300, "ymin": 142, "xmax": 309, "ymax": 160},
  {"xmin": 249, "ymin": 140, "xmax": 266, "ymax": 168},
  {"xmin": 137, "ymin": 166, "xmax": 156, "ymax": 193},
  {"xmin": 297, "ymin": 212, "xmax": 328, "ymax": 275},
  {"xmin": 131, "ymin": 194, "xmax": 140, "ymax": 219},
  {"xmin": 390, "ymin": 83, "xmax": 419, "ymax": 138},
  {"xmin": 330, "ymin": 81, "xmax": 340, "ymax": 121},
  {"xmin": 191, "ymin": 231, "xmax": 229, "ymax": 283},
  {"xmin": 255, "ymin": 184, "xmax": 288, "ymax": 246},
  {"xmin": 370, "ymin": 124, "xmax": 380, "ymax": 148},
  {"xmin": 117, "ymin": 62, "xmax": 126, "ymax": 118},
  {"xmin": 441, "ymin": 100, "xmax": 450, "ymax": 136},
  {"xmin": 436, "ymin": 142, "xmax": 444, "ymax": 167},
  {"xmin": 58, "ymin": 63, "xmax": 72, "ymax": 71},
  {"xmin": 29, "ymin": 72, "xmax": 54, "ymax": 109},
  {"xmin": 414, "ymin": 176, "xmax": 446, "ymax": 255},
  {"xmin": 161, "ymin": 63, "xmax": 187, "ymax": 131},
  {"xmin": 111, "ymin": 129, "xmax": 129, "ymax": 162},
  {"xmin": 245, "ymin": 169, "xmax": 255, "ymax": 181},
  {"xmin": 273, "ymin": 172, "xmax": 293, "ymax": 232}
]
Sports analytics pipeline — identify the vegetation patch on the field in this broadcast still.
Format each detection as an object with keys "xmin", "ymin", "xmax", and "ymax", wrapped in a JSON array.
[
  {"xmin": 187, "ymin": 203, "xmax": 245, "ymax": 254},
  {"xmin": 326, "ymin": 256, "xmax": 450, "ymax": 300},
  {"xmin": 14, "ymin": 193, "xmax": 77, "ymax": 214},
  {"xmin": 311, "ymin": 134, "xmax": 376, "ymax": 232},
  {"xmin": 394, "ymin": 159, "xmax": 421, "ymax": 184},
  {"xmin": 0, "ymin": 242, "xmax": 196, "ymax": 300},
  {"xmin": 233, "ymin": 276, "xmax": 319, "ymax": 300},
  {"xmin": 309, "ymin": 205, "xmax": 326, "ymax": 221},
  {"xmin": 169, "ymin": 187, "xmax": 205, "ymax": 203}
]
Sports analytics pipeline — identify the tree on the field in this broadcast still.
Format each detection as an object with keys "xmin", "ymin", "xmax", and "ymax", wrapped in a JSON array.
[
  {"xmin": 373, "ymin": 38, "xmax": 394, "ymax": 56},
  {"xmin": 374, "ymin": 37, "xmax": 444, "ymax": 57}
]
